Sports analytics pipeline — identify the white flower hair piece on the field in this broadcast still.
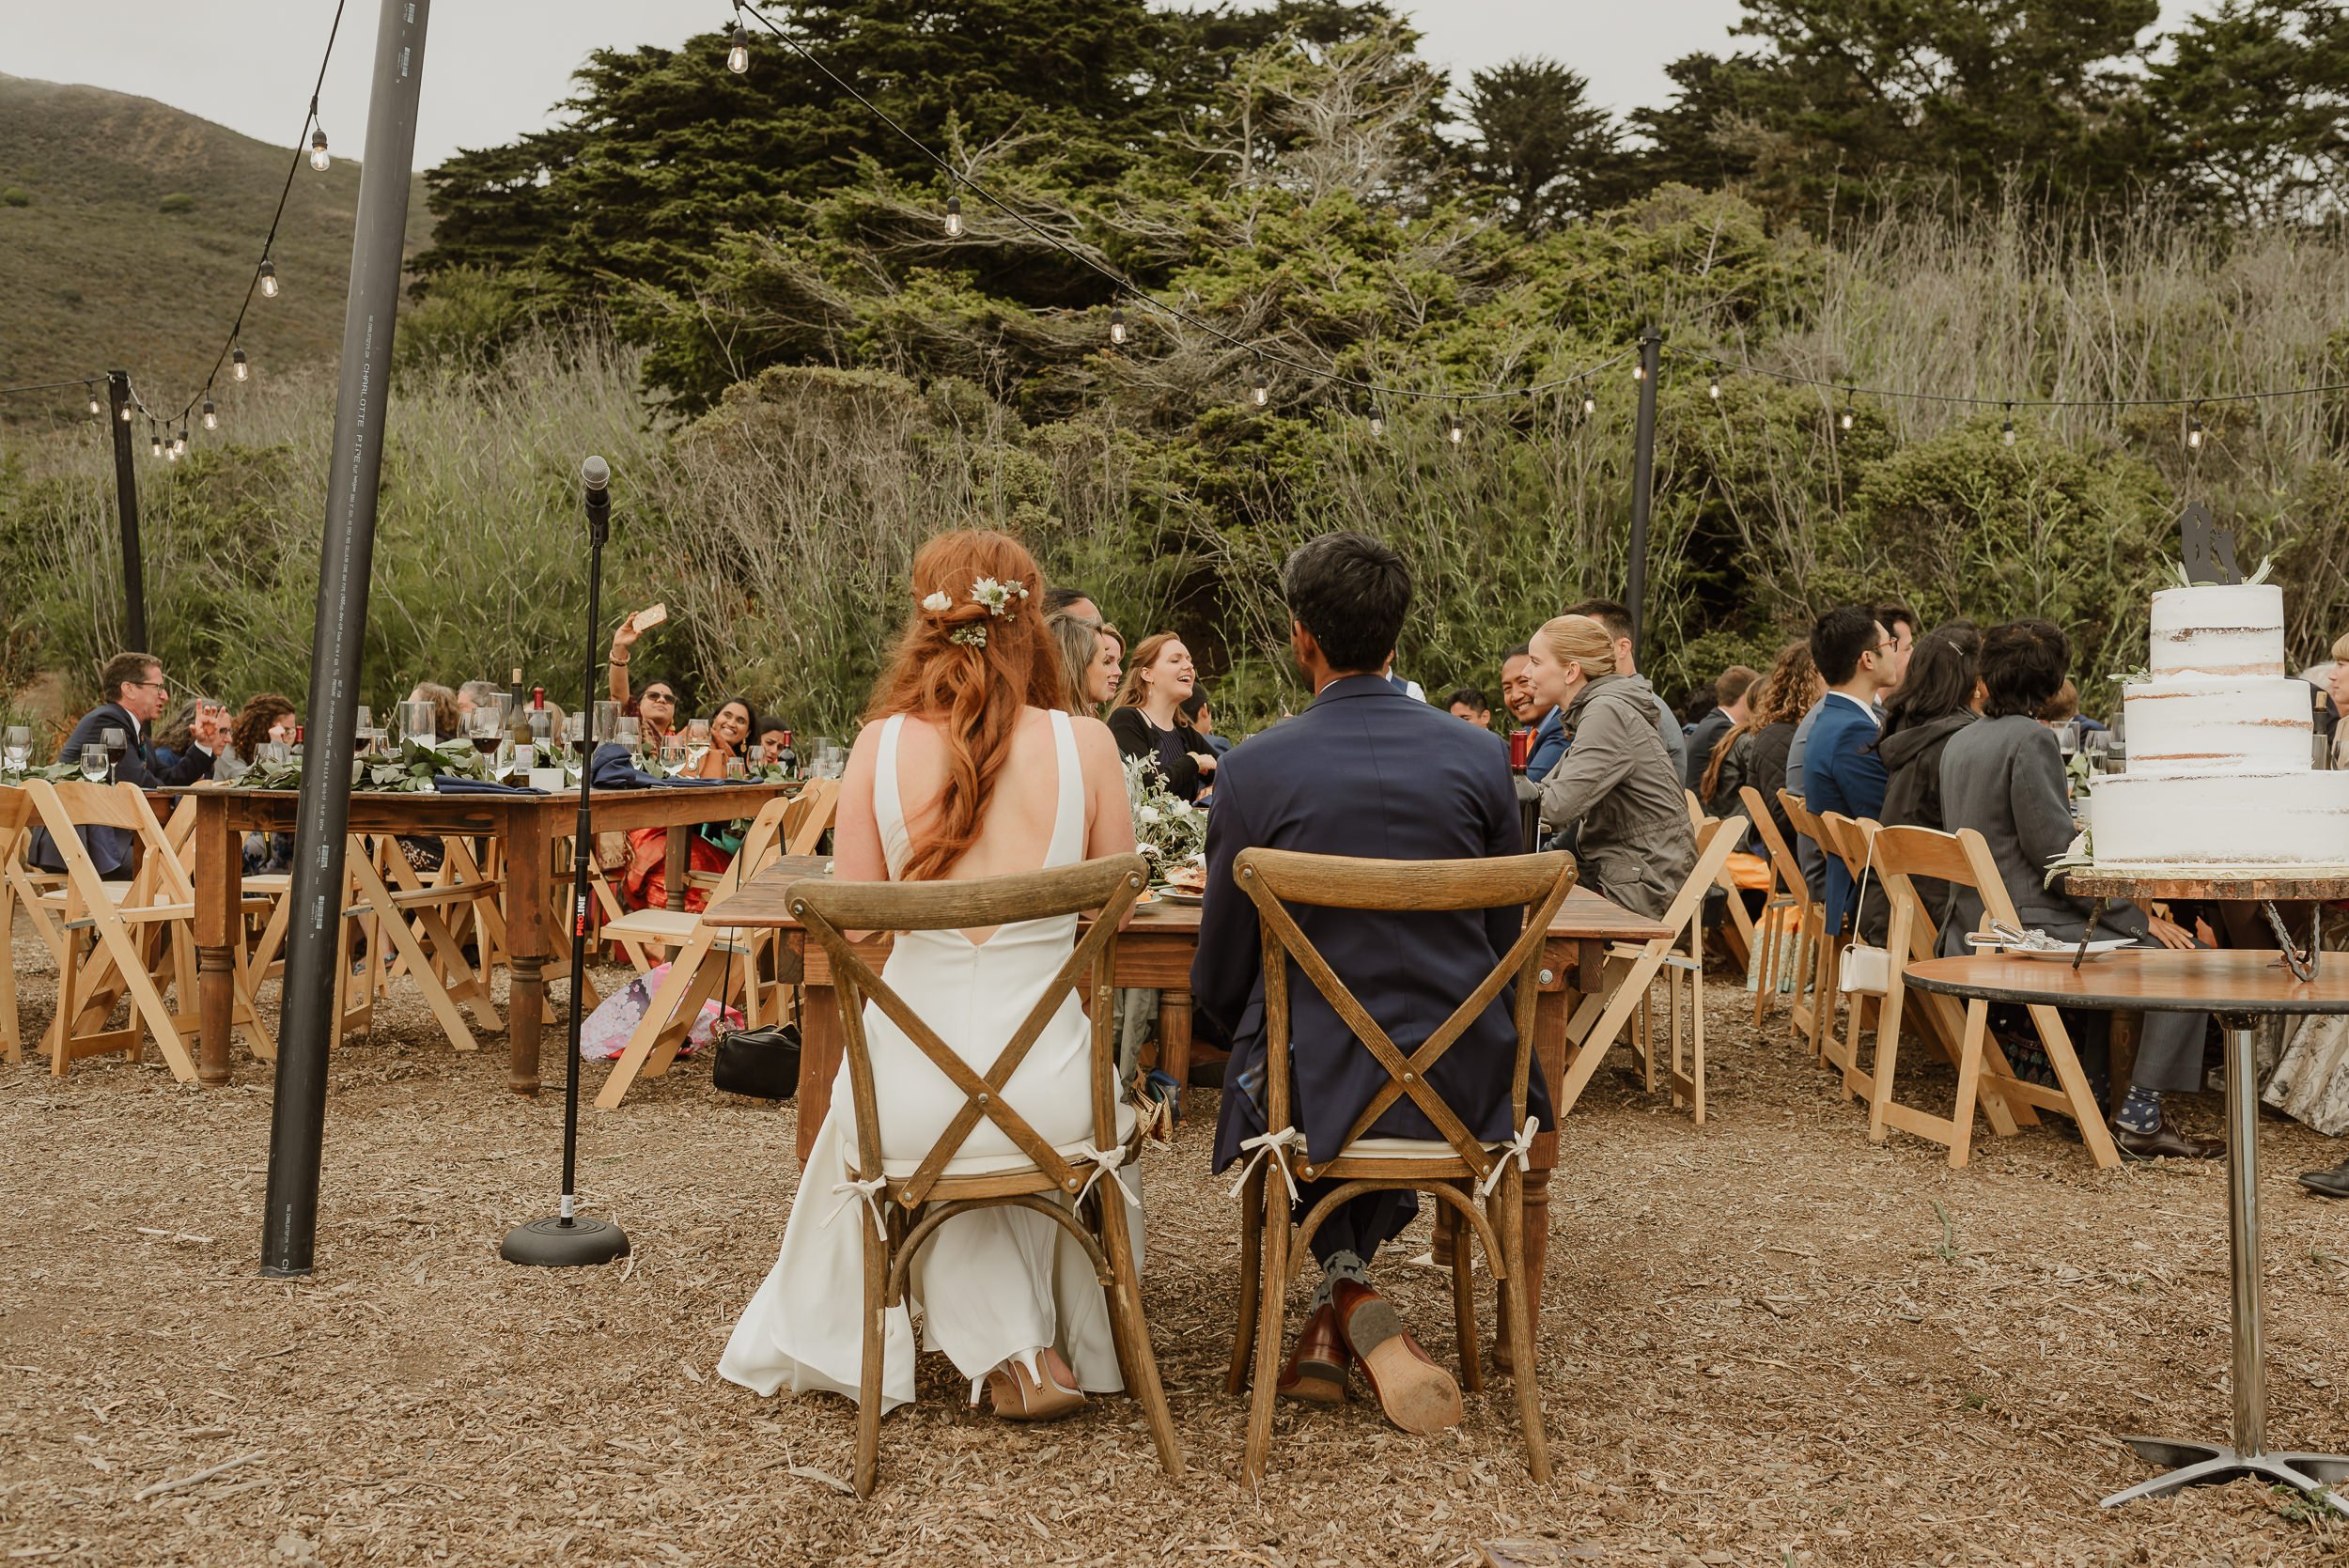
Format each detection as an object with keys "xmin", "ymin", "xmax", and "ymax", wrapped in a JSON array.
[
  {"xmin": 920, "ymin": 590, "xmax": 953, "ymax": 613},
  {"xmin": 971, "ymin": 576, "xmax": 1030, "ymax": 617},
  {"xmin": 948, "ymin": 624, "xmax": 989, "ymax": 649}
]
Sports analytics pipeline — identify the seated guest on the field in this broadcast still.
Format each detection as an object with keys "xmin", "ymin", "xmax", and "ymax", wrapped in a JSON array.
[
  {"xmin": 688, "ymin": 697, "xmax": 756, "ymax": 779},
  {"xmin": 1683, "ymin": 666, "xmax": 1756, "ymax": 796},
  {"xmin": 1704, "ymin": 642, "xmax": 1817, "ymax": 847},
  {"xmin": 229, "ymin": 694, "xmax": 300, "ymax": 874},
  {"xmin": 1048, "ymin": 608, "xmax": 1121, "ymax": 718},
  {"xmin": 2327, "ymin": 635, "xmax": 2349, "ymax": 768},
  {"xmin": 406, "ymin": 683, "xmax": 462, "ymax": 745},
  {"xmin": 1522, "ymin": 615, "xmax": 1695, "ymax": 919},
  {"xmin": 31, "ymin": 652, "xmax": 226, "ymax": 877},
  {"xmin": 1875, "ymin": 622, "xmax": 1981, "ymax": 836},
  {"xmin": 1500, "ymin": 644, "xmax": 1564, "ymax": 782},
  {"xmin": 1939, "ymin": 619, "xmax": 2218, "ymax": 1160},
  {"xmin": 1195, "ymin": 532, "xmax": 1547, "ymax": 1435},
  {"xmin": 1179, "ymin": 691, "xmax": 1232, "ymax": 756},
  {"xmin": 605, "ymin": 612, "xmax": 682, "ymax": 742},
  {"xmin": 1044, "ymin": 584, "xmax": 1101, "ymax": 624},
  {"xmin": 1445, "ymin": 688, "xmax": 1492, "ymax": 727},
  {"xmin": 1563, "ymin": 598, "xmax": 1686, "ymax": 779},
  {"xmin": 2035, "ymin": 678, "xmax": 2108, "ymax": 735},
  {"xmin": 754, "ymin": 718, "xmax": 790, "ymax": 769},
  {"xmin": 1802, "ymin": 607, "xmax": 1898, "ymax": 940},
  {"xmin": 456, "ymin": 680, "xmax": 499, "ymax": 720},
  {"xmin": 1108, "ymin": 634, "xmax": 1215, "ymax": 802},
  {"xmin": 150, "ymin": 697, "xmax": 205, "ymax": 775},
  {"xmin": 1875, "ymin": 602, "xmax": 1918, "ymax": 694}
]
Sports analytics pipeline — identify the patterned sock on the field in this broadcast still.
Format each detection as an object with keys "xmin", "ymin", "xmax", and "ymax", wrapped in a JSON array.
[
  {"xmin": 2114, "ymin": 1085, "xmax": 2162, "ymax": 1134},
  {"xmin": 1310, "ymin": 1249, "xmax": 1371, "ymax": 1313}
]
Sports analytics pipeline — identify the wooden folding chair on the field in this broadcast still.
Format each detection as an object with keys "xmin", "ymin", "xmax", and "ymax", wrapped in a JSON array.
[
  {"xmin": 1867, "ymin": 825, "xmax": 2117, "ymax": 1168},
  {"xmin": 0, "ymin": 786, "xmax": 42, "ymax": 1063},
  {"xmin": 342, "ymin": 834, "xmax": 504, "ymax": 1051},
  {"xmin": 1740, "ymin": 784, "xmax": 1814, "ymax": 1032},
  {"xmin": 1224, "ymin": 846, "xmax": 1577, "ymax": 1483},
  {"xmin": 1688, "ymin": 791, "xmax": 1756, "ymax": 971},
  {"xmin": 23, "ymin": 780, "xmax": 210, "ymax": 1079},
  {"xmin": 1779, "ymin": 789, "xmax": 1843, "ymax": 1063},
  {"xmin": 1550, "ymin": 818, "xmax": 1746, "ymax": 1127},
  {"xmin": 788, "ymin": 853, "xmax": 1179, "ymax": 1497},
  {"xmin": 1814, "ymin": 811, "xmax": 1881, "ymax": 1097},
  {"xmin": 592, "ymin": 785, "xmax": 836, "ymax": 1109}
]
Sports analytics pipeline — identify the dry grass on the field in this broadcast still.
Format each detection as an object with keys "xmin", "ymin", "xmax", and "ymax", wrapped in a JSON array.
[{"xmin": 5, "ymin": 912, "xmax": 2348, "ymax": 1567}]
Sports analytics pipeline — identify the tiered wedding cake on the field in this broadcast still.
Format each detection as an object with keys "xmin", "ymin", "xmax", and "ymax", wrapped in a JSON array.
[{"xmin": 2089, "ymin": 582, "xmax": 2349, "ymax": 865}]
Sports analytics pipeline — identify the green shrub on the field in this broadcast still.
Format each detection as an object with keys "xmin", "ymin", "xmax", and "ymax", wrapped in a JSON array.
[
  {"xmin": 157, "ymin": 192, "xmax": 194, "ymax": 214},
  {"xmin": 0, "ymin": 187, "xmax": 29, "ymax": 208}
]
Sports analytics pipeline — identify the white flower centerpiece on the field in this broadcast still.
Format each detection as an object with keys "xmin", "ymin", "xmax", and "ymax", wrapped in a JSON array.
[{"xmin": 1124, "ymin": 754, "xmax": 1206, "ymax": 886}]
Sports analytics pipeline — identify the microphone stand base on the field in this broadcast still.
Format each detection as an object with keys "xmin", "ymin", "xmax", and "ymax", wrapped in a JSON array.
[{"xmin": 500, "ymin": 1215, "xmax": 630, "ymax": 1267}]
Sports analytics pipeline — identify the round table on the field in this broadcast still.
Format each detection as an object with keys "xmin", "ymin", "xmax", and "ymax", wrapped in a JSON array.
[{"xmin": 1906, "ymin": 949, "xmax": 2349, "ymax": 1513}]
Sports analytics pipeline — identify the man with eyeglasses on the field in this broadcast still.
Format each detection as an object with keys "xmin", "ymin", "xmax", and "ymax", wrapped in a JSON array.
[
  {"xmin": 1797, "ymin": 607, "xmax": 1898, "ymax": 944},
  {"xmin": 31, "ymin": 650, "xmax": 226, "ymax": 877}
]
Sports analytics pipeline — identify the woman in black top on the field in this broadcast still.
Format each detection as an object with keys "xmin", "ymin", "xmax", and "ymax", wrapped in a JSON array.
[
  {"xmin": 1872, "ymin": 621, "xmax": 1981, "ymax": 834},
  {"xmin": 1106, "ymin": 632, "xmax": 1215, "ymax": 802}
]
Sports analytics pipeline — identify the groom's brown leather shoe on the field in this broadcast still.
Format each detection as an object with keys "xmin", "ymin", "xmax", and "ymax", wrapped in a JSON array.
[
  {"xmin": 1275, "ymin": 1303, "xmax": 1349, "ymax": 1405},
  {"xmin": 1333, "ymin": 1280, "xmax": 1462, "ymax": 1436},
  {"xmin": 2110, "ymin": 1115, "xmax": 2223, "ymax": 1161}
]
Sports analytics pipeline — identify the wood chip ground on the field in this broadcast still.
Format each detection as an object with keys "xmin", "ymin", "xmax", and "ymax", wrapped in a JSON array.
[{"xmin": 4, "ymin": 917, "xmax": 2346, "ymax": 1565}]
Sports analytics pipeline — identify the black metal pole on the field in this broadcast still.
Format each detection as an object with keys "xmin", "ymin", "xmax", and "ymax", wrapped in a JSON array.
[
  {"xmin": 104, "ymin": 371, "xmax": 146, "ymax": 650},
  {"xmin": 259, "ymin": 0, "xmax": 432, "ymax": 1279},
  {"xmin": 500, "ymin": 458, "xmax": 628, "ymax": 1267},
  {"xmin": 1626, "ymin": 324, "xmax": 1662, "ymax": 665}
]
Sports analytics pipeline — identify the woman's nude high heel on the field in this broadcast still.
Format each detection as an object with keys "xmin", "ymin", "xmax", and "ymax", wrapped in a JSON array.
[{"xmin": 980, "ymin": 1347, "xmax": 1089, "ymax": 1421}]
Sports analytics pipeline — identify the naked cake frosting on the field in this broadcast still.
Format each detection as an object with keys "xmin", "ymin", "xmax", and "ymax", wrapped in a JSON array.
[{"xmin": 2088, "ymin": 582, "xmax": 2349, "ymax": 866}]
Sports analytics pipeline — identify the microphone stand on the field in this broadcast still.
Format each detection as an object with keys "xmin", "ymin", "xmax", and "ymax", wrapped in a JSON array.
[{"xmin": 502, "ymin": 457, "xmax": 630, "ymax": 1267}]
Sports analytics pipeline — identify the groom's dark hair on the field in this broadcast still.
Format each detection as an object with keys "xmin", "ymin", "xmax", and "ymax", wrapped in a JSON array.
[{"xmin": 1282, "ymin": 533, "xmax": 1410, "ymax": 675}]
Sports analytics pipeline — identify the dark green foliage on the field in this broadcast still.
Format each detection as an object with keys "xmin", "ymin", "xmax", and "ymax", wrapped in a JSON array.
[
  {"xmin": 1460, "ymin": 58, "xmax": 1631, "ymax": 231},
  {"xmin": 2144, "ymin": 0, "xmax": 2349, "ymax": 224}
]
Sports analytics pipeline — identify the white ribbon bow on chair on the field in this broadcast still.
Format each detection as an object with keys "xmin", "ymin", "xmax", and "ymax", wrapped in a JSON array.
[
  {"xmin": 1072, "ymin": 1144, "xmax": 1141, "ymax": 1210},
  {"xmin": 1227, "ymin": 1126, "xmax": 1309, "ymax": 1203},
  {"xmin": 1474, "ymin": 1118, "xmax": 1539, "ymax": 1200},
  {"xmin": 825, "ymin": 1173, "xmax": 890, "ymax": 1236}
]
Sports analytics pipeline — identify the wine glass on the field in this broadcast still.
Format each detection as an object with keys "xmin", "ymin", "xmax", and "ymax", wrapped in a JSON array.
[
  {"xmin": 2084, "ymin": 729, "xmax": 2112, "ymax": 773},
  {"xmin": 592, "ymin": 701, "xmax": 620, "ymax": 746},
  {"xmin": 353, "ymin": 706, "xmax": 375, "ymax": 754},
  {"xmin": 101, "ymin": 725, "xmax": 128, "ymax": 783},
  {"xmin": 615, "ymin": 716, "xmax": 641, "ymax": 753},
  {"xmin": 815, "ymin": 742, "xmax": 848, "ymax": 780},
  {"xmin": 562, "ymin": 712, "xmax": 586, "ymax": 761},
  {"xmin": 3, "ymin": 726, "xmax": 29, "ymax": 774},
  {"xmin": 465, "ymin": 706, "xmax": 504, "ymax": 767},
  {"xmin": 398, "ymin": 699, "xmax": 436, "ymax": 749},
  {"xmin": 80, "ymin": 744, "xmax": 109, "ymax": 784},
  {"xmin": 685, "ymin": 717, "xmax": 711, "ymax": 747},
  {"xmin": 259, "ymin": 740, "xmax": 292, "ymax": 770}
]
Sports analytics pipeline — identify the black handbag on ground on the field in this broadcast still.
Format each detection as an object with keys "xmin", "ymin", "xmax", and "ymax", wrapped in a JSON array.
[{"xmin": 712, "ymin": 1022, "xmax": 801, "ymax": 1100}]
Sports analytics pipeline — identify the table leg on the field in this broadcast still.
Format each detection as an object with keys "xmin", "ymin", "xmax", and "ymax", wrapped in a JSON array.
[
  {"xmin": 1159, "ymin": 988, "xmax": 1192, "ymax": 1116},
  {"xmin": 2102, "ymin": 1018, "xmax": 2349, "ymax": 1512},
  {"xmin": 505, "ymin": 808, "xmax": 551, "ymax": 1095},
  {"xmin": 193, "ymin": 802, "xmax": 236, "ymax": 1086},
  {"xmin": 665, "ymin": 830, "xmax": 689, "ymax": 914},
  {"xmin": 795, "ymin": 964, "xmax": 841, "ymax": 1168}
]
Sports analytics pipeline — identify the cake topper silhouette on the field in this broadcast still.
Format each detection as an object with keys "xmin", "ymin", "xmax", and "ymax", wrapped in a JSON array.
[{"xmin": 2180, "ymin": 502, "xmax": 2244, "ymax": 585}]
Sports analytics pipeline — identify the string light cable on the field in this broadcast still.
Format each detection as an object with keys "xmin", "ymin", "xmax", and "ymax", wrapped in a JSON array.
[
  {"xmin": 725, "ymin": 1, "xmax": 1635, "ymax": 410},
  {"xmin": 1668, "ymin": 343, "xmax": 2349, "ymax": 416}
]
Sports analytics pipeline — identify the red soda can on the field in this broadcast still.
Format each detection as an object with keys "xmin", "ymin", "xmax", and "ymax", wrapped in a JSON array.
[{"xmin": 1508, "ymin": 729, "xmax": 1531, "ymax": 772}]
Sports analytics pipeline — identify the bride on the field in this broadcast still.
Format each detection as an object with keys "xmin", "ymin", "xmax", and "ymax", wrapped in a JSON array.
[{"xmin": 720, "ymin": 530, "xmax": 1140, "ymax": 1421}]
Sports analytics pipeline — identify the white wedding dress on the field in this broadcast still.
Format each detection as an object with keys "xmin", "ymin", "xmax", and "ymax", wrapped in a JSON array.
[{"xmin": 719, "ymin": 709, "xmax": 1138, "ymax": 1413}]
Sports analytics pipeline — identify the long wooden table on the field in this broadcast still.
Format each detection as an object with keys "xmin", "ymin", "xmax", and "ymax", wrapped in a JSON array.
[
  {"xmin": 715, "ymin": 854, "xmax": 1672, "ymax": 1329},
  {"xmin": 181, "ymin": 782, "xmax": 788, "ymax": 1093}
]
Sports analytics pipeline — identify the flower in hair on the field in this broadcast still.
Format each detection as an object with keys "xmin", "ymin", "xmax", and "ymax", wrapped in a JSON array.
[
  {"xmin": 948, "ymin": 624, "xmax": 989, "ymax": 649},
  {"xmin": 921, "ymin": 590, "xmax": 953, "ymax": 613},
  {"xmin": 971, "ymin": 576, "xmax": 1029, "ymax": 616}
]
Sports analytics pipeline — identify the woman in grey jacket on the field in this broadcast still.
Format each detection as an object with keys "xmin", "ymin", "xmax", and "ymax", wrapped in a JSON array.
[
  {"xmin": 1937, "ymin": 618, "xmax": 2219, "ymax": 1160},
  {"xmin": 1525, "ymin": 614, "xmax": 1697, "ymax": 920}
]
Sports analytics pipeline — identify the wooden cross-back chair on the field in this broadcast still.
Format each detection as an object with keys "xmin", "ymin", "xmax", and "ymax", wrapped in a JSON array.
[
  {"xmin": 1778, "ymin": 789, "xmax": 1843, "ymax": 1062},
  {"xmin": 1223, "ymin": 846, "xmax": 1577, "ymax": 1483},
  {"xmin": 1866, "ymin": 825, "xmax": 2118, "ymax": 1168},
  {"xmin": 786, "ymin": 852, "xmax": 1179, "ymax": 1498},
  {"xmin": 592, "ymin": 781, "xmax": 839, "ymax": 1110},
  {"xmin": 22, "ymin": 780, "xmax": 215, "ymax": 1079},
  {"xmin": 1548, "ymin": 818, "xmax": 1747, "ymax": 1127},
  {"xmin": 1738, "ymin": 785, "xmax": 1814, "ymax": 1032}
]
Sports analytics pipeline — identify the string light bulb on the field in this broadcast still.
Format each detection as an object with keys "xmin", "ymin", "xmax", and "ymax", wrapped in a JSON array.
[
  {"xmin": 202, "ymin": 398, "xmax": 218, "ymax": 431},
  {"xmin": 1708, "ymin": 379, "xmax": 1721, "ymax": 400},
  {"xmin": 943, "ymin": 194, "xmax": 962, "ymax": 238},
  {"xmin": 148, "ymin": 429, "xmax": 163, "ymax": 458},
  {"xmin": 1109, "ymin": 305, "xmax": 1126, "ymax": 346},
  {"xmin": 1251, "ymin": 372, "xmax": 1268, "ymax": 409},
  {"xmin": 258, "ymin": 258, "xmax": 279, "ymax": 299},
  {"xmin": 118, "ymin": 400, "xmax": 132, "ymax": 422},
  {"xmin": 726, "ymin": 20, "xmax": 751, "ymax": 73},
  {"xmin": 1838, "ymin": 389, "xmax": 1855, "ymax": 431},
  {"xmin": 1368, "ymin": 405, "xmax": 1384, "ymax": 439},
  {"xmin": 1632, "ymin": 363, "xmax": 1645, "ymax": 381},
  {"xmin": 1580, "ymin": 393, "xmax": 1595, "ymax": 417},
  {"xmin": 308, "ymin": 128, "xmax": 331, "ymax": 173},
  {"xmin": 1447, "ymin": 406, "xmax": 1464, "ymax": 445},
  {"xmin": 87, "ymin": 388, "xmax": 101, "ymax": 416},
  {"xmin": 232, "ymin": 347, "xmax": 250, "ymax": 381},
  {"xmin": 172, "ymin": 427, "xmax": 188, "ymax": 458},
  {"xmin": 2186, "ymin": 406, "xmax": 2205, "ymax": 450},
  {"xmin": 2001, "ymin": 404, "xmax": 2015, "ymax": 446}
]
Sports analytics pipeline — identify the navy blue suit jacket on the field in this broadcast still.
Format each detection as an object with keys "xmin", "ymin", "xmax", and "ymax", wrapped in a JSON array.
[
  {"xmin": 1194, "ymin": 675, "xmax": 1553, "ymax": 1172},
  {"xmin": 29, "ymin": 703, "xmax": 212, "ymax": 877},
  {"xmin": 1805, "ymin": 693, "xmax": 1888, "ymax": 936}
]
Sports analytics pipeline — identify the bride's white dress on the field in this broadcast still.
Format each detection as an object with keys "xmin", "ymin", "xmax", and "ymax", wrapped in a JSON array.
[{"xmin": 719, "ymin": 709, "xmax": 1138, "ymax": 1412}]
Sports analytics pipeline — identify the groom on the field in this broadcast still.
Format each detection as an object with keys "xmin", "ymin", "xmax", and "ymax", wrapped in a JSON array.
[{"xmin": 1193, "ymin": 532, "xmax": 1551, "ymax": 1435}]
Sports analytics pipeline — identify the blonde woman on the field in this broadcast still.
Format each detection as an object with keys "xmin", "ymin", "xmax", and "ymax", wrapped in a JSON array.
[
  {"xmin": 1047, "ymin": 610, "xmax": 1122, "ymax": 718},
  {"xmin": 1522, "ymin": 613, "xmax": 1695, "ymax": 918}
]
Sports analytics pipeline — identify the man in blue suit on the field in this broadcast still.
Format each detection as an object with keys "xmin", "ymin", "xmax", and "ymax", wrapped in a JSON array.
[
  {"xmin": 1500, "ymin": 644, "xmax": 1565, "ymax": 781},
  {"xmin": 30, "ymin": 652, "xmax": 224, "ymax": 877},
  {"xmin": 1802, "ymin": 606, "xmax": 1898, "ymax": 939},
  {"xmin": 1194, "ymin": 533, "xmax": 1548, "ymax": 1436}
]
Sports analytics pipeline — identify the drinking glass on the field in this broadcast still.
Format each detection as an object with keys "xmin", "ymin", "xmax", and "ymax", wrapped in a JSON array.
[
  {"xmin": 466, "ymin": 706, "xmax": 504, "ymax": 764},
  {"xmin": 593, "ymin": 701, "xmax": 620, "ymax": 746},
  {"xmin": 101, "ymin": 725, "xmax": 128, "ymax": 782},
  {"xmin": 398, "ymin": 699, "xmax": 435, "ymax": 749},
  {"xmin": 815, "ymin": 742, "xmax": 848, "ymax": 780},
  {"xmin": 259, "ymin": 741, "xmax": 292, "ymax": 770},
  {"xmin": 3, "ymin": 725, "xmax": 28, "ymax": 773},
  {"xmin": 562, "ymin": 713, "xmax": 586, "ymax": 760},
  {"xmin": 661, "ymin": 737, "xmax": 689, "ymax": 774},
  {"xmin": 615, "ymin": 716, "xmax": 641, "ymax": 751},
  {"xmin": 2084, "ymin": 730, "xmax": 2111, "ymax": 772},
  {"xmin": 726, "ymin": 754, "xmax": 747, "ymax": 781},
  {"xmin": 353, "ymin": 706, "xmax": 375, "ymax": 753},
  {"xmin": 490, "ymin": 690, "xmax": 517, "ymax": 730},
  {"xmin": 80, "ymin": 744, "xmax": 109, "ymax": 784}
]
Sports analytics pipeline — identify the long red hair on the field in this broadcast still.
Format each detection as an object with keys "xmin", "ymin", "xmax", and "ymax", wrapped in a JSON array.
[{"xmin": 864, "ymin": 530, "xmax": 1064, "ymax": 881}]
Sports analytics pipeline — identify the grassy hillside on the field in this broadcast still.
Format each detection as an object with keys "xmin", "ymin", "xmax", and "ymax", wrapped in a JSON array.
[{"xmin": 0, "ymin": 73, "xmax": 432, "ymax": 428}]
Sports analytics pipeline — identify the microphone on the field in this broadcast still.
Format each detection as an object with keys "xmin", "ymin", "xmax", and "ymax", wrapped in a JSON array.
[{"xmin": 581, "ymin": 455, "xmax": 610, "ymax": 540}]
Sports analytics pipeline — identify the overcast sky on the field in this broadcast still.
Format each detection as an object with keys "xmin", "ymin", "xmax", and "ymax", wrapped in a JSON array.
[{"xmin": 5, "ymin": 0, "xmax": 2214, "ymax": 169}]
